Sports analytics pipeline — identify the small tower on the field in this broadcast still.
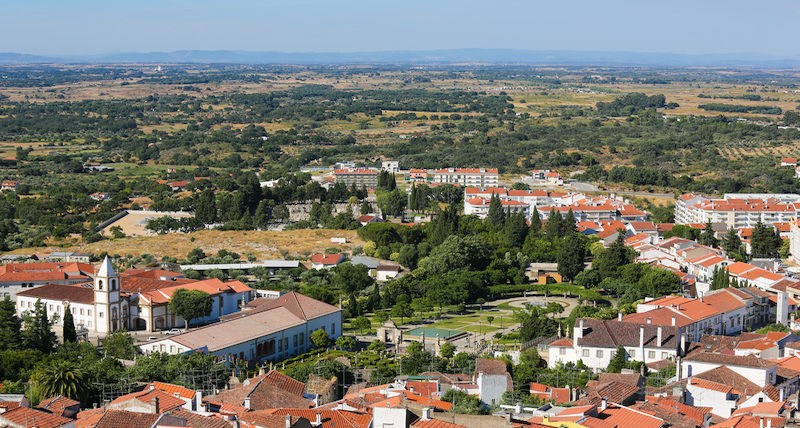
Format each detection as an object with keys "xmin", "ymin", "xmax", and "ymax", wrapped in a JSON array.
[{"xmin": 94, "ymin": 256, "xmax": 120, "ymax": 334}]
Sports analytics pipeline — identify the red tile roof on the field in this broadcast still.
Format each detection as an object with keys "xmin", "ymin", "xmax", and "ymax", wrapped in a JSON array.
[
  {"xmin": 152, "ymin": 381, "xmax": 196, "ymax": 399},
  {"xmin": 94, "ymin": 410, "xmax": 160, "ymax": 428},
  {"xmin": 260, "ymin": 408, "xmax": 373, "ymax": 428},
  {"xmin": 16, "ymin": 283, "xmax": 95, "ymax": 304},
  {"xmin": 0, "ymin": 407, "xmax": 73, "ymax": 428},
  {"xmin": 109, "ymin": 388, "xmax": 186, "ymax": 412},
  {"xmin": 311, "ymin": 254, "xmax": 345, "ymax": 265},
  {"xmin": 37, "ymin": 395, "xmax": 80, "ymax": 417}
]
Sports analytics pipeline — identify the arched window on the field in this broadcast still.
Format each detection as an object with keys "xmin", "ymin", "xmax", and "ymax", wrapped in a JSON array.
[
  {"xmin": 97, "ymin": 280, "xmax": 104, "ymax": 290},
  {"xmin": 110, "ymin": 279, "xmax": 116, "ymax": 291}
]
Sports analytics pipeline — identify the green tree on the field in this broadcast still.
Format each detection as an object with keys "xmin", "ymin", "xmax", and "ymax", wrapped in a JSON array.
[
  {"xmin": 593, "ymin": 234, "xmax": 635, "ymax": 279},
  {"xmin": 104, "ymin": 330, "xmax": 137, "ymax": 359},
  {"xmin": 607, "ymin": 346, "xmax": 627, "ymax": 373},
  {"xmin": 332, "ymin": 263, "xmax": 374, "ymax": 294},
  {"xmin": 360, "ymin": 200, "xmax": 372, "ymax": 215},
  {"xmin": 376, "ymin": 189, "xmax": 406, "ymax": 218},
  {"xmin": 352, "ymin": 316, "xmax": 372, "ymax": 335},
  {"xmin": 486, "ymin": 194, "xmax": 506, "ymax": 228},
  {"xmin": 504, "ymin": 211, "xmax": 529, "ymax": 248},
  {"xmin": 0, "ymin": 297, "xmax": 22, "ymax": 350},
  {"xmin": 530, "ymin": 207, "xmax": 542, "ymax": 237},
  {"xmin": 34, "ymin": 360, "xmax": 84, "ymax": 400},
  {"xmin": 344, "ymin": 293, "xmax": 361, "ymax": 320},
  {"xmin": 195, "ymin": 188, "xmax": 217, "ymax": 223},
  {"xmin": 368, "ymin": 340, "xmax": 385, "ymax": 352},
  {"xmin": 311, "ymin": 329, "xmax": 331, "ymax": 348},
  {"xmin": 391, "ymin": 298, "xmax": 414, "ymax": 324},
  {"xmin": 169, "ymin": 289, "xmax": 212, "ymax": 329},
  {"xmin": 440, "ymin": 341, "xmax": 456, "ymax": 359},
  {"xmin": 563, "ymin": 209, "xmax": 576, "ymax": 235},
  {"xmin": 751, "ymin": 221, "xmax": 781, "ymax": 258},
  {"xmin": 698, "ymin": 221, "xmax": 718, "ymax": 248},
  {"xmin": 545, "ymin": 210, "xmax": 563, "ymax": 241},
  {"xmin": 22, "ymin": 299, "xmax": 56, "ymax": 353},
  {"xmin": 557, "ymin": 232, "xmax": 586, "ymax": 282},
  {"xmin": 722, "ymin": 226, "xmax": 744, "ymax": 259},
  {"xmin": 336, "ymin": 335, "xmax": 356, "ymax": 350},
  {"xmin": 62, "ymin": 304, "xmax": 77, "ymax": 343}
]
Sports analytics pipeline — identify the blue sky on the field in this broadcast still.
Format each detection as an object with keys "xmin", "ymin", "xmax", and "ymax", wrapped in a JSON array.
[{"xmin": 3, "ymin": 0, "xmax": 800, "ymax": 56}]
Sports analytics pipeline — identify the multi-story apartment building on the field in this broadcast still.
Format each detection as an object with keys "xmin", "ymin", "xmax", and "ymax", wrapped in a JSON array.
[
  {"xmin": 433, "ymin": 168, "xmax": 498, "ymax": 187},
  {"xmin": 675, "ymin": 193, "xmax": 800, "ymax": 229},
  {"xmin": 333, "ymin": 169, "xmax": 379, "ymax": 188}
]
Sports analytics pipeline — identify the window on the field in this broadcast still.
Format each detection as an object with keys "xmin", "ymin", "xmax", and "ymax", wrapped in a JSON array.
[
  {"xmin": 300, "ymin": 332, "xmax": 305, "ymax": 345},
  {"xmin": 331, "ymin": 323, "xmax": 335, "ymax": 335},
  {"xmin": 661, "ymin": 352, "xmax": 668, "ymax": 359},
  {"xmin": 80, "ymin": 308, "xmax": 84, "ymax": 315},
  {"xmin": 294, "ymin": 334, "xmax": 298, "ymax": 347},
  {"xmin": 279, "ymin": 339, "xmax": 283, "ymax": 352},
  {"xmin": 582, "ymin": 349, "xmax": 589, "ymax": 357},
  {"xmin": 559, "ymin": 348, "xmax": 566, "ymax": 355},
  {"xmin": 99, "ymin": 311, "xmax": 104, "ymax": 318},
  {"xmin": 160, "ymin": 345, "xmax": 165, "ymax": 352},
  {"xmin": 170, "ymin": 346, "xmax": 175, "ymax": 353},
  {"xmin": 629, "ymin": 350, "xmax": 635, "ymax": 358},
  {"xmin": 98, "ymin": 280, "xmax": 103, "ymax": 290},
  {"xmin": 284, "ymin": 338, "xmax": 289, "ymax": 351},
  {"xmin": 648, "ymin": 351, "xmax": 656, "ymax": 359},
  {"xmin": 596, "ymin": 350, "xmax": 603, "ymax": 358},
  {"xmin": 48, "ymin": 304, "xmax": 53, "ymax": 311},
  {"xmin": 88, "ymin": 310, "xmax": 92, "ymax": 316}
]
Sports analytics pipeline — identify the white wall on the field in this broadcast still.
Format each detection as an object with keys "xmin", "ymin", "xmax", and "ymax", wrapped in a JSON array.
[
  {"xmin": 681, "ymin": 360, "xmax": 775, "ymax": 387},
  {"xmin": 686, "ymin": 383, "xmax": 737, "ymax": 418},
  {"xmin": 476, "ymin": 373, "xmax": 507, "ymax": 406}
]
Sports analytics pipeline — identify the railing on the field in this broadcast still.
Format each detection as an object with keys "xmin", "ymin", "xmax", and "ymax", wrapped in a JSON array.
[{"xmin": 521, "ymin": 334, "xmax": 560, "ymax": 351}]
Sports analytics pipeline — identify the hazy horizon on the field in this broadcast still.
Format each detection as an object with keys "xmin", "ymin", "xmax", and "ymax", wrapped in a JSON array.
[{"xmin": 3, "ymin": 0, "xmax": 800, "ymax": 58}]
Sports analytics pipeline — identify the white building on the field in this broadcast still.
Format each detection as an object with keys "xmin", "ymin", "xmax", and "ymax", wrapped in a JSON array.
[
  {"xmin": 16, "ymin": 257, "xmax": 128, "ymax": 334},
  {"xmin": 139, "ymin": 292, "xmax": 342, "ymax": 365},
  {"xmin": 381, "ymin": 160, "xmax": 400, "ymax": 174},
  {"xmin": 472, "ymin": 359, "xmax": 512, "ymax": 406},
  {"xmin": 433, "ymin": 168, "xmax": 498, "ymax": 187},
  {"xmin": 675, "ymin": 193, "xmax": 800, "ymax": 229},
  {"xmin": 548, "ymin": 318, "xmax": 684, "ymax": 372}
]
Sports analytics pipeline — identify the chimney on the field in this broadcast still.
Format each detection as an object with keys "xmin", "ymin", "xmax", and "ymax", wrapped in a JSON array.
[
  {"xmin": 760, "ymin": 417, "xmax": 764, "ymax": 428},
  {"xmin": 618, "ymin": 311, "xmax": 623, "ymax": 321},
  {"xmin": 639, "ymin": 326, "xmax": 645, "ymax": 349},
  {"xmin": 421, "ymin": 408, "xmax": 431, "ymax": 421},
  {"xmin": 315, "ymin": 412, "xmax": 322, "ymax": 426},
  {"xmin": 780, "ymin": 388, "xmax": 785, "ymax": 402},
  {"xmin": 671, "ymin": 316, "xmax": 676, "ymax": 326},
  {"xmin": 601, "ymin": 397, "xmax": 607, "ymax": 411},
  {"xmin": 514, "ymin": 403, "xmax": 522, "ymax": 414},
  {"xmin": 767, "ymin": 418, "xmax": 772, "ymax": 428},
  {"xmin": 152, "ymin": 397, "xmax": 160, "ymax": 414},
  {"xmin": 574, "ymin": 319, "xmax": 585, "ymax": 340},
  {"xmin": 285, "ymin": 414, "xmax": 293, "ymax": 428},
  {"xmin": 244, "ymin": 397, "xmax": 251, "ymax": 410},
  {"xmin": 233, "ymin": 420, "xmax": 241, "ymax": 428},
  {"xmin": 195, "ymin": 390, "xmax": 202, "ymax": 411},
  {"xmin": 646, "ymin": 318, "xmax": 652, "ymax": 324},
  {"xmin": 657, "ymin": 327, "xmax": 663, "ymax": 347}
]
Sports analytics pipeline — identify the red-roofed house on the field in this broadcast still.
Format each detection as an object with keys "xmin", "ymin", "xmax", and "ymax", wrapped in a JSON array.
[
  {"xmin": 311, "ymin": 254, "xmax": 346, "ymax": 270},
  {"xmin": 0, "ymin": 406, "xmax": 73, "ymax": 428},
  {"xmin": 1, "ymin": 180, "xmax": 19, "ymax": 192},
  {"xmin": 529, "ymin": 383, "xmax": 570, "ymax": 404}
]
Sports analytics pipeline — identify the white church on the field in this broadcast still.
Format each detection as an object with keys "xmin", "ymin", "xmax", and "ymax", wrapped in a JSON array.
[{"xmin": 16, "ymin": 256, "xmax": 130, "ymax": 334}]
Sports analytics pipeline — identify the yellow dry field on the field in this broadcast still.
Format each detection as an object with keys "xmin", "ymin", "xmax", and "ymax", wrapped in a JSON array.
[{"xmin": 9, "ymin": 229, "xmax": 363, "ymax": 260}]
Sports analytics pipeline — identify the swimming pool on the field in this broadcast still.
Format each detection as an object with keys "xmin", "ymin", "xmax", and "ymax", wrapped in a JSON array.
[{"xmin": 405, "ymin": 327, "xmax": 463, "ymax": 339}]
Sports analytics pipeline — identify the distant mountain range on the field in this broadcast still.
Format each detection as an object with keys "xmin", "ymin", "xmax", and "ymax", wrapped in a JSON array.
[{"xmin": 1, "ymin": 49, "xmax": 800, "ymax": 67}]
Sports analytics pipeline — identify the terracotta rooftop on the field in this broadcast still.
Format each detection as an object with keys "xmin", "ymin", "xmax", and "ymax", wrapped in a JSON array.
[
  {"xmin": 16, "ymin": 283, "xmax": 95, "ymax": 304},
  {"xmin": 0, "ymin": 406, "xmax": 73, "ymax": 428}
]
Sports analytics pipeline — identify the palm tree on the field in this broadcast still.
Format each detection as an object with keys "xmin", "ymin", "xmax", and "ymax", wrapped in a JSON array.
[{"xmin": 35, "ymin": 360, "xmax": 84, "ymax": 400}]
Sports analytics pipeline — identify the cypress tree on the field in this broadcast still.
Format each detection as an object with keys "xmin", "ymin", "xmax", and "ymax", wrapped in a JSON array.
[
  {"xmin": 0, "ymin": 296, "xmax": 22, "ymax": 350},
  {"xmin": 22, "ymin": 299, "xmax": 56, "ymax": 353},
  {"xmin": 62, "ymin": 304, "xmax": 77, "ymax": 343},
  {"xmin": 486, "ymin": 194, "xmax": 506, "ymax": 227},
  {"xmin": 563, "ymin": 209, "xmax": 576, "ymax": 236},
  {"xmin": 558, "ymin": 231, "xmax": 586, "ymax": 283},
  {"xmin": 530, "ymin": 206, "xmax": 542, "ymax": 236},
  {"xmin": 545, "ymin": 209, "xmax": 563, "ymax": 241}
]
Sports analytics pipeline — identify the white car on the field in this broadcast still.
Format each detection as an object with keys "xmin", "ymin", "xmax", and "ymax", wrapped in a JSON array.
[{"xmin": 166, "ymin": 329, "xmax": 182, "ymax": 335}]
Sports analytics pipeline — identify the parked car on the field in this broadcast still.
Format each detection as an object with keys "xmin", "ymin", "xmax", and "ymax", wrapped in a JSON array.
[
  {"xmin": 147, "ymin": 336, "xmax": 158, "ymax": 341},
  {"xmin": 166, "ymin": 329, "xmax": 181, "ymax": 335}
]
